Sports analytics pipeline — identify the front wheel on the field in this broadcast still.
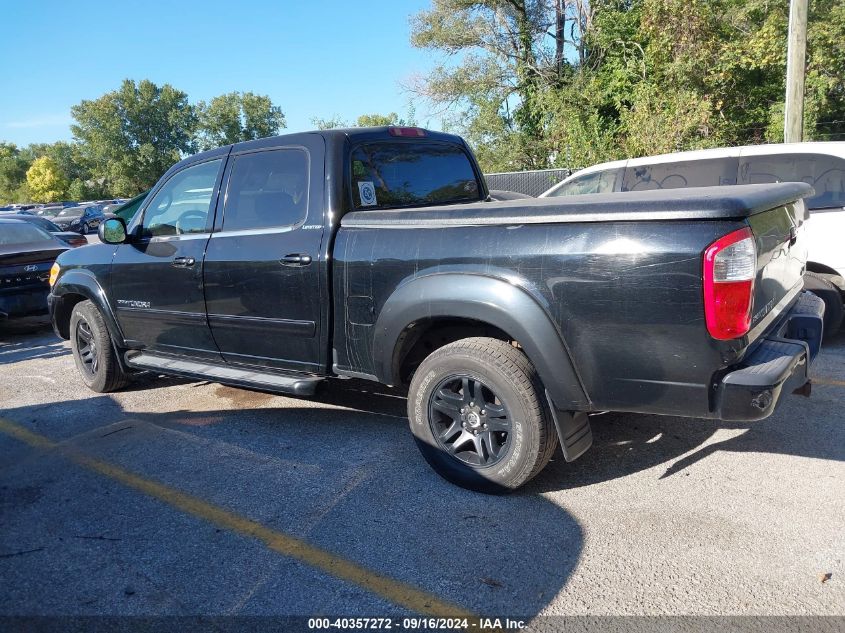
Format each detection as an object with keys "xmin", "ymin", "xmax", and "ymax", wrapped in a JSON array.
[
  {"xmin": 70, "ymin": 300, "xmax": 128, "ymax": 392},
  {"xmin": 407, "ymin": 337, "xmax": 558, "ymax": 493},
  {"xmin": 80, "ymin": 222, "xmax": 89, "ymax": 235}
]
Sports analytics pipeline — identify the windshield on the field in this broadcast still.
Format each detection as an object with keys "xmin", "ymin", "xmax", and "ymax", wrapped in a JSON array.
[
  {"xmin": 57, "ymin": 208, "xmax": 83, "ymax": 217},
  {"xmin": 350, "ymin": 141, "xmax": 482, "ymax": 210},
  {"xmin": 0, "ymin": 222, "xmax": 54, "ymax": 245}
]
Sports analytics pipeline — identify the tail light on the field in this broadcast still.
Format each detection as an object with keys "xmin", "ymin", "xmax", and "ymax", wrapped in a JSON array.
[{"xmin": 703, "ymin": 227, "xmax": 756, "ymax": 340}]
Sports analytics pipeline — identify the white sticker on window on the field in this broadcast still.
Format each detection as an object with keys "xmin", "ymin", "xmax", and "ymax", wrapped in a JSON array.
[{"xmin": 358, "ymin": 181, "xmax": 377, "ymax": 207}]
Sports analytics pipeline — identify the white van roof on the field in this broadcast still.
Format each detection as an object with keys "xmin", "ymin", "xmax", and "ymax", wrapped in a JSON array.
[{"xmin": 541, "ymin": 142, "xmax": 845, "ymax": 197}]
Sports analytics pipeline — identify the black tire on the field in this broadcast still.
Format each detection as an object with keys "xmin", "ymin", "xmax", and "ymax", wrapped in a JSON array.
[
  {"xmin": 69, "ymin": 300, "xmax": 128, "ymax": 392},
  {"xmin": 804, "ymin": 272, "xmax": 844, "ymax": 339},
  {"xmin": 80, "ymin": 223, "xmax": 89, "ymax": 235},
  {"xmin": 407, "ymin": 337, "xmax": 558, "ymax": 493}
]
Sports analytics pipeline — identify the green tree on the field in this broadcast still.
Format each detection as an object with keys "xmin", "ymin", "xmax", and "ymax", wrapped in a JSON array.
[
  {"xmin": 311, "ymin": 113, "xmax": 407, "ymax": 129},
  {"xmin": 355, "ymin": 112, "xmax": 402, "ymax": 127},
  {"xmin": 311, "ymin": 115, "xmax": 349, "ymax": 130},
  {"xmin": 25, "ymin": 141, "xmax": 100, "ymax": 199},
  {"xmin": 71, "ymin": 79, "xmax": 198, "ymax": 196},
  {"xmin": 197, "ymin": 91, "xmax": 286, "ymax": 150},
  {"xmin": 412, "ymin": 0, "xmax": 845, "ymax": 171},
  {"xmin": 0, "ymin": 143, "xmax": 32, "ymax": 203},
  {"xmin": 411, "ymin": 0, "xmax": 576, "ymax": 170},
  {"xmin": 26, "ymin": 156, "xmax": 68, "ymax": 202}
]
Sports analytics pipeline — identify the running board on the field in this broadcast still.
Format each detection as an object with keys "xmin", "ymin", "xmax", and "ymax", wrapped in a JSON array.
[{"xmin": 125, "ymin": 352, "xmax": 324, "ymax": 396}]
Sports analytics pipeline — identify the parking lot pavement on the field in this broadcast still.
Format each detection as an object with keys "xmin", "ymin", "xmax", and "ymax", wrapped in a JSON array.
[{"xmin": 1, "ymin": 321, "xmax": 843, "ymax": 620}]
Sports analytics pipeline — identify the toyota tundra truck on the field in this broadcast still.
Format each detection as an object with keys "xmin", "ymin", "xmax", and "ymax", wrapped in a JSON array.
[{"xmin": 48, "ymin": 126, "xmax": 824, "ymax": 492}]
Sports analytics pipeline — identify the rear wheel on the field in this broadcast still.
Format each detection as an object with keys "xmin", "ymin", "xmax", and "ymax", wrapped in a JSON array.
[
  {"xmin": 70, "ymin": 300, "xmax": 128, "ymax": 392},
  {"xmin": 407, "ymin": 337, "xmax": 558, "ymax": 493},
  {"xmin": 804, "ymin": 272, "xmax": 844, "ymax": 339}
]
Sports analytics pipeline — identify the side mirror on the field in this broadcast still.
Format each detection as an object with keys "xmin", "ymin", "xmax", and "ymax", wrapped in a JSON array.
[{"xmin": 99, "ymin": 218, "xmax": 127, "ymax": 244}]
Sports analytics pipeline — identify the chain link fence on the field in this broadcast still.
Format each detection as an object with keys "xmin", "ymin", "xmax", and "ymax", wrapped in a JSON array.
[{"xmin": 484, "ymin": 168, "xmax": 574, "ymax": 197}]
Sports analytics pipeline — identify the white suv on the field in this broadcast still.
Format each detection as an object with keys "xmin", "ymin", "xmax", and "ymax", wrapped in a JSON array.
[{"xmin": 541, "ymin": 143, "xmax": 845, "ymax": 337}]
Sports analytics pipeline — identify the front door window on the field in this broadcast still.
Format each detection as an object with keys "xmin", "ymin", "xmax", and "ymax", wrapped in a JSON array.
[{"xmin": 140, "ymin": 159, "xmax": 222, "ymax": 238}]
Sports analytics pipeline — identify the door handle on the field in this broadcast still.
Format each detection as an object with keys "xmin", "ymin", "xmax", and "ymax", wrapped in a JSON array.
[
  {"xmin": 280, "ymin": 254, "xmax": 312, "ymax": 266},
  {"xmin": 171, "ymin": 256, "xmax": 196, "ymax": 268}
]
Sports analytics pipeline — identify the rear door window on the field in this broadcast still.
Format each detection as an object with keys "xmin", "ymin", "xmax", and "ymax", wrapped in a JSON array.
[
  {"xmin": 739, "ymin": 153, "xmax": 845, "ymax": 210},
  {"xmin": 350, "ymin": 141, "xmax": 481, "ymax": 209},
  {"xmin": 222, "ymin": 149, "xmax": 309, "ymax": 231},
  {"xmin": 547, "ymin": 169, "xmax": 620, "ymax": 197},
  {"xmin": 623, "ymin": 158, "xmax": 738, "ymax": 191}
]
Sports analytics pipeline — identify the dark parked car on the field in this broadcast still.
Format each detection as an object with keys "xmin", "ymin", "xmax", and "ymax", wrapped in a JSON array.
[
  {"xmin": 1, "ymin": 218, "xmax": 68, "ymax": 319},
  {"xmin": 49, "ymin": 127, "xmax": 823, "ymax": 492},
  {"xmin": 102, "ymin": 191, "xmax": 148, "ymax": 224},
  {"xmin": 51, "ymin": 206, "xmax": 105, "ymax": 234},
  {"xmin": 3, "ymin": 214, "xmax": 88, "ymax": 248},
  {"xmin": 35, "ymin": 205, "xmax": 64, "ymax": 218}
]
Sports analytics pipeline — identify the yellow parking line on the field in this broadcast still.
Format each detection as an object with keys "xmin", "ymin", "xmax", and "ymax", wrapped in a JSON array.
[
  {"xmin": 813, "ymin": 377, "xmax": 845, "ymax": 387},
  {"xmin": 0, "ymin": 417, "xmax": 471, "ymax": 618},
  {"xmin": 810, "ymin": 376, "xmax": 845, "ymax": 387}
]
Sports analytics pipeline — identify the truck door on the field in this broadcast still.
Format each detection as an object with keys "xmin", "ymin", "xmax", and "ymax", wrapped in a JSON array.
[
  {"xmin": 202, "ymin": 137, "xmax": 326, "ymax": 374},
  {"xmin": 110, "ymin": 157, "xmax": 225, "ymax": 359}
]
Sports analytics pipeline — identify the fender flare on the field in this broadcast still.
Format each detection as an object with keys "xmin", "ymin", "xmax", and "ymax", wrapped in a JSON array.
[
  {"xmin": 372, "ymin": 273, "xmax": 589, "ymax": 409},
  {"xmin": 51, "ymin": 269, "xmax": 125, "ymax": 345},
  {"xmin": 806, "ymin": 260, "xmax": 844, "ymax": 280}
]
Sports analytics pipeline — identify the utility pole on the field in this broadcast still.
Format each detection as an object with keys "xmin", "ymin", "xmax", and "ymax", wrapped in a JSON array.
[{"xmin": 784, "ymin": 0, "xmax": 808, "ymax": 143}]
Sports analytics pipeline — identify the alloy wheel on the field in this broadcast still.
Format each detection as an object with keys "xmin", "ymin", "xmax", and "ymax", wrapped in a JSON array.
[
  {"xmin": 428, "ymin": 375, "xmax": 512, "ymax": 467},
  {"xmin": 75, "ymin": 317, "xmax": 99, "ymax": 376}
]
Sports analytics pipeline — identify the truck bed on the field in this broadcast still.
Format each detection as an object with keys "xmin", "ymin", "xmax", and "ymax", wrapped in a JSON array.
[
  {"xmin": 335, "ymin": 183, "xmax": 812, "ymax": 418},
  {"xmin": 341, "ymin": 183, "xmax": 813, "ymax": 227}
]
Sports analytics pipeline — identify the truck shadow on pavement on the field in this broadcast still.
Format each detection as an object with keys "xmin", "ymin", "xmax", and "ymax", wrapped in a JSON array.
[
  {"xmin": 0, "ymin": 322, "xmax": 69, "ymax": 365},
  {"xmin": 0, "ymin": 393, "xmax": 583, "ymax": 617},
  {"xmin": 2, "ymin": 329, "xmax": 843, "ymax": 615}
]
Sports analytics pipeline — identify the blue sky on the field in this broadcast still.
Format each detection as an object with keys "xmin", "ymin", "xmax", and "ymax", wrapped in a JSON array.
[{"xmin": 0, "ymin": 0, "xmax": 443, "ymax": 146}]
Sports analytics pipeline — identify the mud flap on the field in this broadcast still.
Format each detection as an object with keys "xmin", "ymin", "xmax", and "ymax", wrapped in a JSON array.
[{"xmin": 546, "ymin": 390, "xmax": 592, "ymax": 462}]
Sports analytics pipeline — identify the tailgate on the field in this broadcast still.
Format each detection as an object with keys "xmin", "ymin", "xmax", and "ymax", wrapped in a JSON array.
[{"xmin": 746, "ymin": 199, "xmax": 809, "ymax": 336}]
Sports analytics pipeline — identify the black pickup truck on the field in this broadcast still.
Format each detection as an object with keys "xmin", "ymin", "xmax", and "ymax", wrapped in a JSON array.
[{"xmin": 48, "ymin": 127, "xmax": 824, "ymax": 492}]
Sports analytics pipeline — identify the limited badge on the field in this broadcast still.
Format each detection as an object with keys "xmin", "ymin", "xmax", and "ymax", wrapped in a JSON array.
[{"xmin": 358, "ymin": 181, "xmax": 377, "ymax": 207}]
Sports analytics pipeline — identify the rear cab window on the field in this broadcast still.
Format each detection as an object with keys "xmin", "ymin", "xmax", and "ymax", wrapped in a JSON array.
[{"xmin": 349, "ymin": 141, "xmax": 482, "ymax": 210}]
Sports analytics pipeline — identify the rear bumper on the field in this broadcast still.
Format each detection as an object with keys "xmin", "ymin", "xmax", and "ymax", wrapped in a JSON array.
[
  {"xmin": 0, "ymin": 287, "xmax": 50, "ymax": 320},
  {"xmin": 715, "ymin": 291, "xmax": 824, "ymax": 421}
]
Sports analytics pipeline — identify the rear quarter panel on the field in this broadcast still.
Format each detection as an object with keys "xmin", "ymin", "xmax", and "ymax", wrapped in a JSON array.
[{"xmin": 333, "ymin": 219, "xmax": 748, "ymax": 417}]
